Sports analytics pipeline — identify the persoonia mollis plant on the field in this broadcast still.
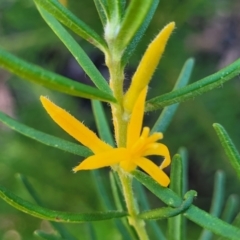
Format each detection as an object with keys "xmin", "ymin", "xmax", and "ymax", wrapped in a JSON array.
[{"xmin": 0, "ymin": 0, "xmax": 240, "ymax": 239}]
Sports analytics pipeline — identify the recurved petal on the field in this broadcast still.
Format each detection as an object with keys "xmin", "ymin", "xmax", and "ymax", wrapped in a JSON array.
[
  {"xmin": 73, "ymin": 148, "xmax": 130, "ymax": 171},
  {"xmin": 143, "ymin": 143, "xmax": 171, "ymax": 169},
  {"xmin": 40, "ymin": 96, "xmax": 112, "ymax": 154},
  {"xmin": 127, "ymin": 87, "xmax": 147, "ymax": 148},
  {"xmin": 134, "ymin": 157, "xmax": 170, "ymax": 187}
]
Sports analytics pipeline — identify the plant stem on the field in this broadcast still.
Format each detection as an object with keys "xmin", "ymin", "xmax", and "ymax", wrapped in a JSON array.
[
  {"xmin": 106, "ymin": 47, "xmax": 149, "ymax": 240},
  {"xmin": 118, "ymin": 170, "xmax": 149, "ymax": 240}
]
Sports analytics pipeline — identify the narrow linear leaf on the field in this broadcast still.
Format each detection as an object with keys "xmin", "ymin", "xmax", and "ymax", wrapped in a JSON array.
[
  {"xmin": 91, "ymin": 170, "xmax": 134, "ymax": 240},
  {"xmin": 87, "ymin": 224, "xmax": 97, "ymax": 240},
  {"xmin": 139, "ymin": 190, "xmax": 196, "ymax": 220},
  {"xmin": 146, "ymin": 58, "xmax": 240, "ymax": 111},
  {"xmin": 168, "ymin": 154, "xmax": 184, "ymax": 240},
  {"xmin": 217, "ymin": 210, "xmax": 240, "ymax": 240},
  {"xmin": 17, "ymin": 174, "xmax": 77, "ymax": 240},
  {"xmin": 121, "ymin": 0, "xmax": 159, "ymax": 65},
  {"xmin": 110, "ymin": 172, "xmax": 124, "ymax": 210},
  {"xmin": 178, "ymin": 147, "xmax": 188, "ymax": 196},
  {"xmin": 132, "ymin": 170, "xmax": 182, "ymax": 208},
  {"xmin": 0, "ymin": 186, "xmax": 127, "ymax": 223},
  {"xmin": 151, "ymin": 58, "xmax": 194, "ymax": 133},
  {"xmin": 213, "ymin": 123, "xmax": 240, "ymax": 179},
  {"xmin": 116, "ymin": 0, "xmax": 125, "ymax": 19},
  {"xmin": 199, "ymin": 171, "xmax": 225, "ymax": 240},
  {"xmin": 93, "ymin": 0, "xmax": 108, "ymax": 25},
  {"xmin": 115, "ymin": 0, "xmax": 159, "ymax": 54},
  {"xmin": 36, "ymin": 6, "xmax": 112, "ymax": 95},
  {"xmin": 221, "ymin": 195, "xmax": 239, "ymax": 223},
  {"xmin": 185, "ymin": 206, "xmax": 240, "ymax": 240},
  {"xmin": 34, "ymin": 0, "xmax": 107, "ymax": 52},
  {"xmin": 0, "ymin": 111, "xmax": 92, "ymax": 157},
  {"xmin": 34, "ymin": 231, "xmax": 63, "ymax": 240},
  {"xmin": 92, "ymin": 100, "xmax": 115, "ymax": 146},
  {"xmin": 133, "ymin": 170, "xmax": 240, "ymax": 240},
  {"xmin": 169, "ymin": 154, "xmax": 183, "ymax": 197},
  {"xmin": 134, "ymin": 181, "xmax": 166, "ymax": 240},
  {"xmin": 0, "ymin": 48, "xmax": 116, "ymax": 103}
]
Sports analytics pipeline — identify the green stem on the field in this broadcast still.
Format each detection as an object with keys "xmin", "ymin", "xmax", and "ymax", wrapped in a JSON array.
[
  {"xmin": 106, "ymin": 42, "xmax": 149, "ymax": 239},
  {"xmin": 118, "ymin": 170, "xmax": 149, "ymax": 240}
]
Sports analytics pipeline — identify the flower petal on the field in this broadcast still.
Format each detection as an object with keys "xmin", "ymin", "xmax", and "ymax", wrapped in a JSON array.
[
  {"xmin": 134, "ymin": 157, "xmax": 170, "ymax": 187},
  {"xmin": 126, "ymin": 87, "xmax": 147, "ymax": 148},
  {"xmin": 73, "ymin": 148, "xmax": 130, "ymax": 171},
  {"xmin": 143, "ymin": 143, "xmax": 171, "ymax": 169},
  {"xmin": 124, "ymin": 22, "xmax": 175, "ymax": 113},
  {"xmin": 40, "ymin": 96, "xmax": 112, "ymax": 154}
]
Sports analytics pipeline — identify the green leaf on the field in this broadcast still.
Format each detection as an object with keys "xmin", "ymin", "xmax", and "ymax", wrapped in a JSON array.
[
  {"xmin": 199, "ymin": 171, "xmax": 225, "ymax": 240},
  {"xmin": 91, "ymin": 171, "xmax": 134, "ymax": 240},
  {"xmin": 221, "ymin": 195, "xmax": 239, "ymax": 223},
  {"xmin": 121, "ymin": 0, "xmax": 159, "ymax": 66},
  {"xmin": 133, "ymin": 170, "xmax": 240, "ymax": 240},
  {"xmin": 213, "ymin": 123, "xmax": 240, "ymax": 179},
  {"xmin": 139, "ymin": 190, "xmax": 196, "ymax": 220},
  {"xmin": 168, "ymin": 154, "xmax": 185, "ymax": 240},
  {"xmin": 110, "ymin": 172, "xmax": 124, "ymax": 210},
  {"xmin": 0, "ymin": 111, "xmax": 92, "ymax": 157},
  {"xmin": 151, "ymin": 58, "xmax": 194, "ymax": 133},
  {"xmin": 33, "ymin": 0, "xmax": 107, "ymax": 52},
  {"xmin": 34, "ymin": 231, "xmax": 63, "ymax": 240},
  {"xmin": 17, "ymin": 174, "xmax": 77, "ymax": 240},
  {"xmin": 0, "ymin": 48, "xmax": 116, "ymax": 103},
  {"xmin": 93, "ymin": 0, "xmax": 108, "ymax": 25},
  {"xmin": 87, "ymin": 224, "xmax": 98, "ymax": 240},
  {"xmin": 92, "ymin": 100, "xmax": 115, "ymax": 146},
  {"xmin": 178, "ymin": 147, "xmax": 188, "ymax": 196},
  {"xmin": 36, "ymin": 6, "xmax": 112, "ymax": 95},
  {"xmin": 0, "ymin": 186, "xmax": 127, "ymax": 222},
  {"xmin": 146, "ymin": 58, "xmax": 240, "ymax": 111},
  {"xmin": 134, "ymin": 181, "xmax": 166, "ymax": 239},
  {"xmin": 115, "ymin": 0, "xmax": 159, "ymax": 55}
]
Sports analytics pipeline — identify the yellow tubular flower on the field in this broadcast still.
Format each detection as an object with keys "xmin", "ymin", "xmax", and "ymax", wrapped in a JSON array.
[
  {"xmin": 40, "ymin": 89, "xmax": 171, "ymax": 187},
  {"xmin": 124, "ymin": 22, "xmax": 175, "ymax": 114}
]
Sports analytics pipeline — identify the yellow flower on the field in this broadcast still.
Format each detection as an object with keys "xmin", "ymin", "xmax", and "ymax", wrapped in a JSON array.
[{"xmin": 40, "ymin": 86, "xmax": 171, "ymax": 187}]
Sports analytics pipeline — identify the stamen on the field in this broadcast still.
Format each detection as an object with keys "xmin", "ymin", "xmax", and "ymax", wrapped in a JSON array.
[
  {"xmin": 141, "ymin": 127, "xmax": 150, "ymax": 138},
  {"xmin": 145, "ymin": 132, "xmax": 163, "ymax": 145}
]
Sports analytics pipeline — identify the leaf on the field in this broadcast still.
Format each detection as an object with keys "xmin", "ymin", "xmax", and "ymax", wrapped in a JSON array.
[
  {"xmin": 93, "ymin": 0, "xmax": 108, "ymax": 25},
  {"xmin": 168, "ymin": 154, "xmax": 185, "ymax": 240},
  {"xmin": 146, "ymin": 58, "xmax": 240, "ymax": 111},
  {"xmin": 151, "ymin": 58, "xmax": 194, "ymax": 133},
  {"xmin": 34, "ymin": 231, "xmax": 63, "ymax": 240},
  {"xmin": 115, "ymin": 0, "xmax": 159, "ymax": 55},
  {"xmin": 92, "ymin": 100, "xmax": 115, "ymax": 146},
  {"xmin": 221, "ymin": 195, "xmax": 239, "ymax": 223},
  {"xmin": 33, "ymin": 0, "xmax": 107, "ymax": 52},
  {"xmin": 139, "ymin": 190, "xmax": 196, "ymax": 220},
  {"xmin": 17, "ymin": 174, "xmax": 77, "ymax": 240},
  {"xmin": 0, "ymin": 111, "xmax": 92, "ymax": 157},
  {"xmin": 133, "ymin": 170, "xmax": 240, "ymax": 240},
  {"xmin": 91, "ymin": 170, "xmax": 134, "ymax": 240},
  {"xmin": 213, "ymin": 123, "xmax": 240, "ymax": 179},
  {"xmin": 199, "ymin": 171, "xmax": 226, "ymax": 240},
  {"xmin": 36, "ymin": 6, "xmax": 113, "ymax": 95},
  {"xmin": 0, "ymin": 48, "xmax": 116, "ymax": 103},
  {"xmin": 121, "ymin": 0, "xmax": 159, "ymax": 66},
  {"xmin": 134, "ymin": 181, "xmax": 166, "ymax": 239},
  {"xmin": 0, "ymin": 186, "xmax": 127, "ymax": 223}
]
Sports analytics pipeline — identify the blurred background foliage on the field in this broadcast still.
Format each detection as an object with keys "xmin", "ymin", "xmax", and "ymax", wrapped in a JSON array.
[{"xmin": 0, "ymin": 0, "xmax": 240, "ymax": 239}]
